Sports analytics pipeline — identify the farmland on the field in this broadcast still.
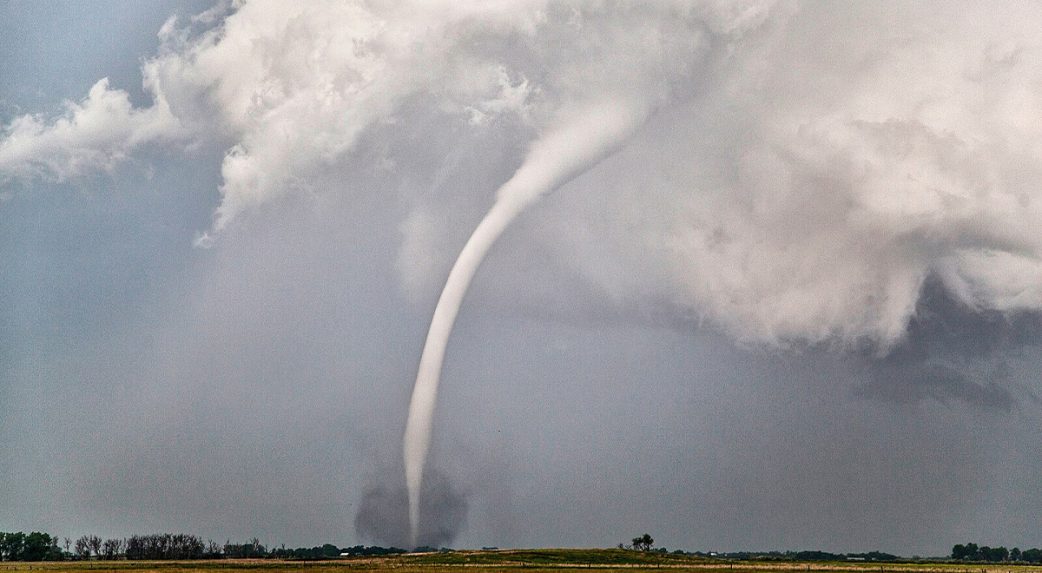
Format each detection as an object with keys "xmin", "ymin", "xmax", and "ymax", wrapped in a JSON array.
[{"xmin": 3, "ymin": 549, "xmax": 1042, "ymax": 573}]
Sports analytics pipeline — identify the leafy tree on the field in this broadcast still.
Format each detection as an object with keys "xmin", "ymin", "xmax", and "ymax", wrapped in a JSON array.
[
  {"xmin": 986, "ymin": 546, "xmax": 1009, "ymax": 562},
  {"xmin": 2, "ymin": 532, "xmax": 26, "ymax": 560},
  {"xmin": 953, "ymin": 543, "xmax": 1023, "ymax": 563},
  {"xmin": 954, "ymin": 541, "xmax": 975, "ymax": 562},
  {"xmin": 631, "ymin": 534, "xmax": 654, "ymax": 551},
  {"xmin": 0, "ymin": 531, "xmax": 58, "ymax": 561},
  {"xmin": 962, "ymin": 543, "xmax": 980, "ymax": 561},
  {"xmin": 21, "ymin": 532, "xmax": 55, "ymax": 561},
  {"xmin": 1021, "ymin": 548, "xmax": 1042, "ymax": 563}
]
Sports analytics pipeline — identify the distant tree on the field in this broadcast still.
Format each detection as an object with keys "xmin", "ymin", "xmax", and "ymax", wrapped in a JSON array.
[
  {"xmin": 223, "ymin": 538, "xmax": 266, "ymax": 559},
  {"xmin": 964, "ymin": 543, "xmax": 980, "ymax": 561},
  {"xmin": 87, "ymin": 535, "xmax": 102, "ymax": 558},
  {"xmin": 987, "ymin": 547, "xmax": 1009, "ymax": 562},
  {"xmin": 334, "ymin": 545, "xmax": 406, "ymax": 557},
  {"xmin": 18, "ymin": 532, "xmax": 53, "ymax": 561},
  {"xmin": 123, "ymin": 533, "xmax": 203, "ymax": 560},
  {"xmin": 0, "ymin": 532, "xmax": 61, "ymax": 562},
  {"xmin": 860, "ymin": 551, "xmax": 898, "ymax": 562},
  {"xmin": 74, "ymin": 535, "xmax": 92, "ymax": 559},
  {"xmin": 955, "ymin": 543, "xmax": 989, "ymax": 561},
  {"xmin": 3, "ymin": 532, "xmax": 21, "ymax": 561},
  {"xmin": 101, "ymin": 538, "xmax": 124, "ymax": 560},
  {"xmin": 794, "ymin": 551, "xmax": 842, "ymax": 561},
  {"xmin": 1021, "ymin": 548, "xmax": 1042, "ymax": 563},
  {"xmin": 125, "ymin": 535, "xmax": 144, "ymax": 559},
  {"xmin": 631, "ymin": 534, "xmax": 654, "ymax": 551},
  {"xmin": 0, "ymin": 532, "xmax": 15, "ymax": 560},
  {"xmin": 47, "ymin": 534, "xmax": 64, "ymax": 560},
  {"xmin": 952, "ymin": 543, "xmax": 1017, "ymax": 563},
  {"xmin": 12, "ymin": 532, "xmax": 57, "ymax": 561}
]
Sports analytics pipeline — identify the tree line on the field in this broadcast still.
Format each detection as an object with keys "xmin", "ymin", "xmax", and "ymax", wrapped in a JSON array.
[
  {"xmin": 952, "ymin": 543, "xmax": 1042, "ymax": 563},
  {"xmin": 5, "ymin": 530, "xmax": 1042, "ymax": 564},
  {"xmin": 0, "ymin": 530, "xmax": 410, "ymax": 562}
]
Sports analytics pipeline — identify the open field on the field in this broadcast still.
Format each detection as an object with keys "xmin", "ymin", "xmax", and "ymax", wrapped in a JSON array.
[{"xmin": 3, "ymin": 550, "xmax": 1042, "ymax": 573}]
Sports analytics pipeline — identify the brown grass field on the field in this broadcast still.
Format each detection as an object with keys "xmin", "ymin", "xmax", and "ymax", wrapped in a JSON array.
[{"xmin": 2, "ymin": 549, "xmax": 1040, "ymax": 573}]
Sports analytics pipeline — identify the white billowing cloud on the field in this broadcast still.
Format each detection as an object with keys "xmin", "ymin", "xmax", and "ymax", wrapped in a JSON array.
[
  {"xmin": 4, "ymin": 0, "xmax": 1042, "ymax": 351},
  {"xmin": 147, "ymin": 0, "xmax": 739, "ymax": 236},
  {"xmin": 648, "ymin": 1, "xmax": 1042, "ymax": 348},
  {"xmin": 0, "ymin": 78, "xmax": 182, "ymax": 184},
  {"xmin": 3, "ymin": 0, "xmax": 763, "ymax": 231}
]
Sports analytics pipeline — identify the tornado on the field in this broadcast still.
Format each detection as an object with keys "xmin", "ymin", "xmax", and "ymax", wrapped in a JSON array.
[{"xmin": 403, "ymin": 99, "xmax": 648, "ymax": 544}]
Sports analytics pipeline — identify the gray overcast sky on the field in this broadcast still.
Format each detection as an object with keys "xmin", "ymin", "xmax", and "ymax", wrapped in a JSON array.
[{"xmin": 2, "ymin": 0, "xmax": 1041, "ymax": 556}]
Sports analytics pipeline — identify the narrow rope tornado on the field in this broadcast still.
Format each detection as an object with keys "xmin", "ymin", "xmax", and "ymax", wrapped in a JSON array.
[{"xmin": 402, "ymin": 100, "xmax": 647, "ymax": 545}]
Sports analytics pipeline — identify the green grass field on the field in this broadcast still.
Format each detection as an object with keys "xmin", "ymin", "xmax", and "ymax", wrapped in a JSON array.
[{"xmin": 2, "ymin": 549, "xmax": 1041, "ymax": 573}]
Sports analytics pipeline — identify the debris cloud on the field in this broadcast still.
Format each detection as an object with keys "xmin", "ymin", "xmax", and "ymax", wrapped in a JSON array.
[{"xmin": 355, "ymin": 469, "xmax": 467, "ymax": 549}]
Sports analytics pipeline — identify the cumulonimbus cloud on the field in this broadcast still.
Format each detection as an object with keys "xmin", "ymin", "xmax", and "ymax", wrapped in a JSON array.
[{"xmin": 2, "ymin": 0, "xmax": 1042, "ymax": 352}]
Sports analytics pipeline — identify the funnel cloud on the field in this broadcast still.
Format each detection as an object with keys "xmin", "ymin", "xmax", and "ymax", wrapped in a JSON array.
[
  {"xmin": 2, "ymin": 0, "xmax": 1042, "ymax": 557},
  {"xmin": 404, "ymin": 99, "xmax": 649, "ymax": 542}
]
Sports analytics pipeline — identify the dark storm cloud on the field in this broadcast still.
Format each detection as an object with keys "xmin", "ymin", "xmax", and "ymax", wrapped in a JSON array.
[
  {"xmin": 858, "ymin": 364, "xmax": 1016, "ymax": 412},
  {"xmin": 3, "ymin": 0, "xmax": 1042, "ymax": 561},
  {"xmin": 856, "ymin": 280, "xmax": 1042, "ymax": 411},
  {"xmin": 899, "ymin": 280, "xmax": 1042, "ymax": 363}
]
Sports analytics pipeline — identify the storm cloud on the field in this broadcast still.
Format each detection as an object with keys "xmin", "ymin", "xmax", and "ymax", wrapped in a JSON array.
[{"xmin": 2, "ymin": 0, "xmax": 1042, "ymax": 558}]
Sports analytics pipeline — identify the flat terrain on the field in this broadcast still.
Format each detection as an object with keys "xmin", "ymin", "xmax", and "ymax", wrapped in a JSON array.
[{"xmin": 3, "ymin": 549, "xmax": 1041, "ymax": 573}]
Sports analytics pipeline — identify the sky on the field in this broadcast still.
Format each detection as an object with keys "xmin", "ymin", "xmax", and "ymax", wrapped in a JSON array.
[{"xmin": 2, "ymin": 0, "xmax": 1042, "ymax": 557}]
